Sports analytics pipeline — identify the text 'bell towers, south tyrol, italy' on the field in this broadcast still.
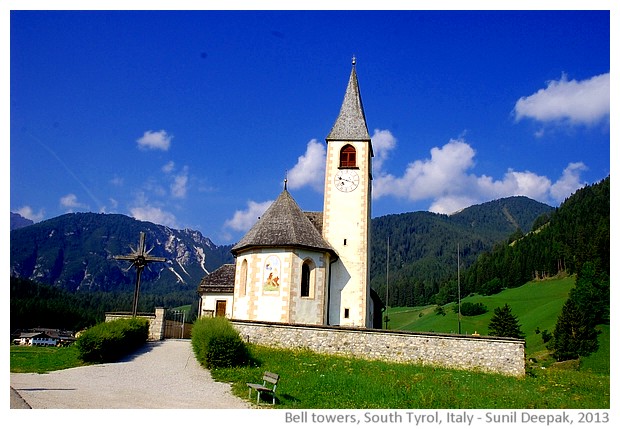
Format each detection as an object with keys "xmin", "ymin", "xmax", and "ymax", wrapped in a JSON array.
[{"xmin": 322, "ymin": 57, "xmax": 373, "ymax": 328}]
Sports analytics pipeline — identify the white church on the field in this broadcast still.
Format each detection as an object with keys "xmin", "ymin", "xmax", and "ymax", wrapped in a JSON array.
[{"xmin": 198, "ymin": 59, "xmax": 384, "ymax": 329}]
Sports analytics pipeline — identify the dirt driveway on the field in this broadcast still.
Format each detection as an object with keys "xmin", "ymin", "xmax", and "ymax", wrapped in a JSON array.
[{"xmin": 10, "ymin": 339, "xmax": 251, "ymax": 409}]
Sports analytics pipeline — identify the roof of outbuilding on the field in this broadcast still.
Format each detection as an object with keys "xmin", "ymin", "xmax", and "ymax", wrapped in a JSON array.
[
  {"xmin": 20, "ymin": 332, "xmax": 54, "ymax": 339},
  {"xmin": 326, "ymin": 59, "xmax": 371, "ymax": 142},
  {"xmin": 231, "ymin": 189, "xmax": 336, "ymax": 257},
  {"xmin": 198, "ymin": 263, "xmax": 236, "ymax": 293}
]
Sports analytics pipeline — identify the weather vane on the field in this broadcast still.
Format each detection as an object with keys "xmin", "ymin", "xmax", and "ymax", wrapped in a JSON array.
[{"xmin": 114, "ymin": 232, "xmax": 167, "ymax": 317}]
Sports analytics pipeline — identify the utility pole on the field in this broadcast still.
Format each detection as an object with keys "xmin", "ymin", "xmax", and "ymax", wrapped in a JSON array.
[
  {"xmin": 385, "ymin": 236, "xmax": 390, "ymax": 330},
  {"xmin": 457, "ymin": 243, "xmax": 461, "ymax": 335}
]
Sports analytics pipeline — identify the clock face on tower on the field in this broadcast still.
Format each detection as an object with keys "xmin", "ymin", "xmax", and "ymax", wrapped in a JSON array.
[{"xmin": 334, "ymin": 170, "xmax": 359, "ymax": 192}]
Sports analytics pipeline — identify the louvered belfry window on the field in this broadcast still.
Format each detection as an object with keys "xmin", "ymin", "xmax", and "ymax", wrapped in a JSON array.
[{"xmin": 339, "ymin": 144, "xmax": 356, "ymax": 168}]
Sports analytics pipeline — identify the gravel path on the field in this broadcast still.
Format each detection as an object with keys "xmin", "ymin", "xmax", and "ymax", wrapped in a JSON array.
[{"xmin": 9, "ymin": 339, "xmax": 251, "ymax": 409}]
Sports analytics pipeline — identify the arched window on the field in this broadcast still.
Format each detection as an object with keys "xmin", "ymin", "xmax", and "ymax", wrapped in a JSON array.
[
  {"xmin": 239, "ymin": 259, "xmax": 248, "ymax": 296},
  {"xmin": 339, "ymin": 144, "xmax": 357, "ymax": 168},
  {"xmin": 300, "ymin": 260, "xmax": 315, "ymax": 298},
  {"xmin": 301, "ymin": 263, "xmax": 310, "ymax": 297}
]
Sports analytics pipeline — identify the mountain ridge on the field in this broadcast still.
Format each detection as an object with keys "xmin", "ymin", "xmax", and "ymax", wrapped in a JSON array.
[
  {"xmin": 10, "ymin": 212, "xmax": 233, "ymax": 293},
  {"xmin": 10, "ymin": 195, "xmax": 554, "ymax": 299}
]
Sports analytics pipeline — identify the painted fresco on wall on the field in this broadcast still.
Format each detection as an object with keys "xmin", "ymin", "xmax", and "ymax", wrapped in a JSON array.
[{"xmin": 263, "ymin": 255, "xmax": 281, "ymax": 293}]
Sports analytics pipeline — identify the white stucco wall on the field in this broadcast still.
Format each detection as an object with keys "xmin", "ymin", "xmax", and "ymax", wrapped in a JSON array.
[
  {"xmin": 323, "ymin": 140, "xmax": 372, "ymax": 327},
  {"xmin": 200, "ymin": 293, "xmax": 233, "ymax": 318},
  {"xmin": 232, "ymin": 248, "xmax": 331, "ymax": 325}
]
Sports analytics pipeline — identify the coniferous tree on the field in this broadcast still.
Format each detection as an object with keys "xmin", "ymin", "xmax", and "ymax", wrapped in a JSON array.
[
  {"xmin": 488, "ymin": 304, "xmax": 525, "ymax": 339},
  {"xmin": 550, "ymin": 297, "xmax": 600, "ymax": 361},
  {"xmin": 570, "ymin": 261, "xmax": 610, "ymax": 325}
]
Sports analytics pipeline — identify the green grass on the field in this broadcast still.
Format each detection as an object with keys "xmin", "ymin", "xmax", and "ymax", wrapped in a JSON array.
[
  {"xmin": 211, "ymin": 344, "xmax": 609, "ymax": 409},
  {"xmin": 11, "ymin": 276, "xmax": 609, "ymax": 408},
  {"xmin": 10, "ymin": 345, "xmax": 87, "ymax": 374},
  {"xmin": 171, "ymin": 304, "xmax": 192, "ymax": 315},
  {"xmin": 388, "ymin": 277, "xmax": 573, "ymax": 354},
  {"xmin": 386, "ymin": 276, "xmax": 609, "ymax": 373},
  {"xmin": 580, "ymin": 324, "xmax": 610, "ymax": 374}
]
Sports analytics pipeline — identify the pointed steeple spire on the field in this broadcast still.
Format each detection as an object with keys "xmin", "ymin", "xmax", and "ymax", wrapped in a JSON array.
[{"xmin": 326, "ymin": 57, "xmax": 371, "ymax": 141}]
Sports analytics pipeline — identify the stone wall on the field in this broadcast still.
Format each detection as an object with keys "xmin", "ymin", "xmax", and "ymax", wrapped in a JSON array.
[
  {"xmin": 231, "ymin": 320, "xmax": 525, "ymax": 377},
  {"xmin": 104, "ymin": 307, "xmax": 165, "ymax": 341}
]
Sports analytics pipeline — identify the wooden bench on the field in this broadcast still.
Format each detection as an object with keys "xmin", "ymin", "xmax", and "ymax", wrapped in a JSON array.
[{"xmin": 247, "ymin": 371, "xmax": 280, "ymax": 405}]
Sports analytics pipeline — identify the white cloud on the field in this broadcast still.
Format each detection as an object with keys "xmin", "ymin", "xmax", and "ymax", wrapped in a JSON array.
[
  {"xmin": 110, "ymin": 175, "xmax": 124, "ymax": 186},
  {"xmin": 373, "ymin": 137, "xmax": 586, "ymax": 214},
  {"xmin": 371, "ymin": 129, "xmax": 397, "ymax": 174},
  {"xmin": 514, "ymin": 72, "xmax": 610, "ymax": 126},
  {"xmin": 16, "ymin": 206, "xmax": 45, "ymax": 222},
  {"xmin": 170, "ymin": 167, "xmax": 189, "ymax": 199},
  {"xmin": 128, "ymin": 192, "xmax": 178, "ymax": 227},
  {"xmin": 224, "ymin": 200, "xmax": 273, "ymax": 232},
  {"xmin": 162, "ymin": 161, "xmax": 175, "ymax": 173},
  {"xmin": 108, "ymin": 198, "xmax": 119, "ymax": 210},
  {"xmin": 374, "ymin": 138, "xmax": 476, "ymax": 201},
  {"xmin": 136, "ymin": 130, "xmax": 172, "ymax": 151},
  {"xmin": 550, "ymin": 162, "xmax": 587, "ymax": 202},
  {"xmin": 283, "ymin": 128, "xmax": 588, "ymax": 216},
  {"xmin": 429, "ymin": 195, "xmax": 478, "ymax": 215},
  {"xmin": 474, "ymin": 169, "xmax": 553, "ymax": 201},
  {"xmin": 287, "ymin": 139, "xmax": 326, "ymax": 191},
  {"xmin": 60, "ymin": 193, "xmax": 89, "ymax": 210},
  {"xmin": 129, "ymin": 205, "xmax": 178, "ymax": 228}
]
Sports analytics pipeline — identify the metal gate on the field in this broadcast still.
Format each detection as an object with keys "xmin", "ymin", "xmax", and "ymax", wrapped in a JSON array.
[{"xmin": 164, "ymin": 309, "xmax": 192, "ymax": 339}]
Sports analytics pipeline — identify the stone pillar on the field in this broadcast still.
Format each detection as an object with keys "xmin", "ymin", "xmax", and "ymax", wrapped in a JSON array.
[{"xmin": 150, "ymin": 308, "xmax": 166, "ymax": 341}]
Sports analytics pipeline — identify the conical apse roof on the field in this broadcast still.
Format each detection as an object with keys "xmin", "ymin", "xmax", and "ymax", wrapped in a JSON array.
[{"xmin": 231, "ymin": 189, "xmax": 335, "ymax": 257}]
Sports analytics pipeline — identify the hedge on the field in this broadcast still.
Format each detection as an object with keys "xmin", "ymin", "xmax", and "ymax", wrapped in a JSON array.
[
  {"xmin": 76, "ymin": 317, "xmax": 149, "ymax": 363},
  {"xmin": 191, "ymin": 317, "xmax": 249, "ymax": 369}
]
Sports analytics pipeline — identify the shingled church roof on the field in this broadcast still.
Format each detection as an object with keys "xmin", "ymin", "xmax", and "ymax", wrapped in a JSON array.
[
  {"xmin": 326, "ymin": 57, "xmax": 371, "ymax": 142},
  {"xmin": 231, "ymin": 188, "xmax": 336, "ymax": 257}
]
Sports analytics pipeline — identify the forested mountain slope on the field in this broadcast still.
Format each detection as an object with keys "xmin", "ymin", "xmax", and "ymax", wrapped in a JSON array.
[
  {"xmin": 369, "ymin": 196, "xmax": 554, "ymax": 306},
  {"xmin": 462, "ymin": 176, "xmax": 610, "ymax": 297}
]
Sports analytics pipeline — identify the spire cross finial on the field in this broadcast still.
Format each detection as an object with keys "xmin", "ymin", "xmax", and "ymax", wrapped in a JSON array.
[
  {"xmin": 284, "ymin": 171, "xmax": 288, "ymax": 190},
  {"xmin": 352, "ymin": 55, "xmax": 356, "ymax": 66}
]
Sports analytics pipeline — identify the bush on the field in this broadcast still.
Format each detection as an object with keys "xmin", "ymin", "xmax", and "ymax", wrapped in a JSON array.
[
  {"xmin": 191, "ymin": 317, "xmax": 249, "ymax": 369},
  {"xmin": 453, "ymin": 302, "xmax": 488, "ymax": 316},
  {"xmin": 75, "ymin": 317, "xmax": 149, "ymax": 363},
  {"xmin": 480, "ymin": 278, "xmax": 503, "ymax": 295}
]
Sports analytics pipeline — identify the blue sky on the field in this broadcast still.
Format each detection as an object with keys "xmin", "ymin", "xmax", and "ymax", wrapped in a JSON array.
[{"xmin": 7, "ymin": 4, "xmax": 612, "ymax": 245}]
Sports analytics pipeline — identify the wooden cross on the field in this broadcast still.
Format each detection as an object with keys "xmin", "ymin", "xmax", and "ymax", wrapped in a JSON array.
[{"xmin": 114, "ymin": 232, "xmax": 167, "ymax": 317}]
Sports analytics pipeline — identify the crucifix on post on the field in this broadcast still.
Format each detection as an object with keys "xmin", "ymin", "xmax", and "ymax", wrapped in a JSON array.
[{"xmin": 114, "ymin": 232, "xmax": 167, "ymax": 317}]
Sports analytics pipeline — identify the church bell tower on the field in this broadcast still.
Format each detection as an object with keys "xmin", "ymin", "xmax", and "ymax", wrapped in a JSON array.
[{"xmin": 322, "ymin": 57, "xmax": 373, "ymax": 327}]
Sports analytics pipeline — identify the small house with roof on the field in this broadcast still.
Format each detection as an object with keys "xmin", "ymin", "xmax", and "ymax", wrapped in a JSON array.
[
  {"xmin": 17, "ymin": 332, "xmax": 59, "ymax": 347},
  {"xmin": 197, "ymin": 264, "xmax": 235, "ymax": 318},
  {"xmin": 198, "ymin": 59, "xmax": 384, "ymax": 328}
]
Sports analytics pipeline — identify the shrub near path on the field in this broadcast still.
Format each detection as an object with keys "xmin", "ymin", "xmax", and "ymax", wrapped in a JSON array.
[
  {"xmin": 191, "ymin": 316, "xmax": 250, "ymax": 369},
  {"xmin": 76, "ymin": 317, "xmax": 149, "ymax": 363}
]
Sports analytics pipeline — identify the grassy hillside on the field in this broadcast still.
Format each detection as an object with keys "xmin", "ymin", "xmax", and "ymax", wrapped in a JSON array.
[
  {"xmin": 388, "ymin": 276, "xmax": 571, "ymax": 335},
  {"xmin": 387, "ymin": 276, "xmax": 609, "ymax": 374},
  {"xmin": 385, "ymin": 276, "xmax": 610, "ymax": 373}
]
